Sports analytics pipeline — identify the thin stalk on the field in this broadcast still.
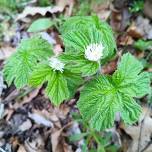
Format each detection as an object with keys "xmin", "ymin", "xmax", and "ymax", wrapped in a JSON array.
[
  {"xmin": 91, "ymin": 130, "xmax": 105, "ymax": 152},
  {"xmin": 97, "ymin": 60, "xmax": 102, "ymax": 76}
]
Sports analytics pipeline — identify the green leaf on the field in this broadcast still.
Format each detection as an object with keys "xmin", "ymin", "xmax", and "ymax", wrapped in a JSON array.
[
  {"xmin": 3, "ymin": 36, "xmax": 53, "ymax": 88},
  {"xmin": 134, "ymin": 39, "xmax": 152, "ymax": 51},
  {"xmin": 29, "ymin": 60, "xmax": 82, "ymax": 105},
  {"xmin": 46, "ymin": 72, "xmax": 69, "ymax": 105},
  {"xmin": 28, "ymin": 18, "xmax": 54, "ymax": 32},
  {"xmin": 28, "ymin": 63, "xmax": 51, "ymax": 87},
  {"xmin": 120, "ymin": 95, "xmax": 141, "ymax": 124},
  {"xmin": 113, "ymin": 53, "xmax": 150, "ymax": 97},
  {"xmin": 63, "ymin": 70, "xmax": 83, "ymax": 98},
  {"xmin": 18, "ymin": 36, "xmax": 53, "ymax": 59},
  {"xmin": 61, "ymin": 16, "xmax": 116, "ymax": 57},
  {"xmin": 29, "ymin": 62, "xmax": 69, "ymax": 105},
  {"xmin": 60, "ymin": 53, "xmax": 99, "ymax": 76},
  {"xmin": 78, "ymin": 53, "xmax": 150, "ymax": 131},
  {"xmin": 60, "ymin": 16, "xmax": 95, "ymax": 34},
  {"xmin": 60, "ymin": 16, "xmax": 116, "ymax": 76},
  {"xmin": 69, "ymin": 132, "xmax": 88, "ymax": 142}
]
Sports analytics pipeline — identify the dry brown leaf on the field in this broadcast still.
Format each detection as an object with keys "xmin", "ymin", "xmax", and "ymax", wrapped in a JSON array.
[
  {"xmin": 54, "ymin": 104, "xmax": 70, "ymax": 119},
  {"xmin": 24, "ymin": 135, "xmax": 45, "ymax": 152},
  {"xmin": 51, "ymin": 127, "xmax": 73, "ymax": 152},
  {"xmin": 28, "ymin": 110, "xmax": 54, "ymax": 127},
  {"xmin": 123, "ymin": 106, "xmax": 152, "ymax": 152},
  {"xmin": 21, "ymin": 88, "xmax": 40, "ymax": 105},
  {"xmin": 53, "ymin": 44, "xmax": 63, "ymax": 56},
  {"xmin": 118, "ymin": 34, "xmax": 134, "ymax": 46},
  {"xmin": 102, "ymin": 59, "xmax": 117, "ymax": 74},
  {"xmin": 92, "ymin": 1, "xmax": 111, "ymax": 20},
  {"xmin": 144, "ymin": 0, "xmax": 152, "ymax": 19},
  {"xmin": 16, "ymin": 6, "xmax": 65, "ymax": 21},
  {"xmin": 110, "ymin": 10, "xmax": 122, "ymax": 31},
  {"xmin": 17, "ymin": 145, "xmax": 27, "ymax": 152},
  {"xmin": 0, "ymin": 46, "xmax": 16, "ymax": 60},
  {"xmin": 127, "ymin": 22, "xmax": 144, "ymax": 39},
  {"xmin": 51, "ymin": 128, "xmax": 63, "ymax": 152}
]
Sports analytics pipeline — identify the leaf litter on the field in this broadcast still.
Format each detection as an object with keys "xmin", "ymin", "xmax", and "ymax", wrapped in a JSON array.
[{"xmin": 0, "ymin": 0, "xmax": 152, "ymax": 152}]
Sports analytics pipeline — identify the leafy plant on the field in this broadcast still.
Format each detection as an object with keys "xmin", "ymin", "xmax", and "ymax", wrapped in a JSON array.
[
  {"xmin": 3, "ymin": 15, "xmax": 150, "ymax": 134},
  {"xmin": 28, "ymin": 18, "xmax": 54, "ymax": 33},
  {"xmin": 70, "ymin": 112, "xmax": 119, "ymax": 151},
  {"xmin": 134, "ymin": 39, "xmax": 152, "ymax": 51},
  {"xmin": 129, "ymin": 0, "xmax": 144, "ymax": 13}
]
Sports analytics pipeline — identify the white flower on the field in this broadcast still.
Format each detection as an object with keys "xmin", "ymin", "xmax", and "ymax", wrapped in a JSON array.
[
  {"xmin": 84, "ymin": 43, "xmax": 104, "ymax": 61},
  {"xmin": 48, "ymin": 57, "xmax": 65, "ymax": 72}
]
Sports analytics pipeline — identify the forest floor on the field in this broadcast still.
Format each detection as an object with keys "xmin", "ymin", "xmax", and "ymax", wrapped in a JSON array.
[{"xmin": 0, "ymin": 0, "xmax": 152, "ymax": 152}]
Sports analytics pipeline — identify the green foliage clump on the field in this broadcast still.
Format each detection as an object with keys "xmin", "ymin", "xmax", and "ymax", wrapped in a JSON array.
[
  {"xmin": 129, "ymin": 0, "xmax": 144, "ymax": 13},
  {"xmin": 78, "ymin": 53, "xmax": 150, "ymax": 130},
  {"xmin": 3, "ymin": 36, "xmax": 53, "ymax": 88},
  {"xmin": 3, "ymin": 15, "xmax": 150, "ymax": 131}
]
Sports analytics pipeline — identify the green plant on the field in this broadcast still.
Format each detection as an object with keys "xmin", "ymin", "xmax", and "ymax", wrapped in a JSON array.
[
  {"xmin": 0, "ymin": 0, "xmax": 31, "ymax": 12},
  {"xmin": 134, "ymin": 39, "xmax": 152, "ymax": 51},
  {"xmin": 69, "ymin": 112, "xmax": 119, "ymax": 151},
  {"xmin": 3, "ymin": 15, "xmax": 150, "ymax": 133},
  {"xmin": 129, "ymin": 0, "xmax": 144, "ymax": 13}
]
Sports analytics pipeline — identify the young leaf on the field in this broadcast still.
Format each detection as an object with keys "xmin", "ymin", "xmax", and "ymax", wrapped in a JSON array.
[
  {"xmin": 60, "ymin": 16, "xmax": 95, "ymax": 34},
  {"xmin": 29, "ymin": 61, "xmax": 82, "ymax": 105},
  {"xmin": 61, "ymin": 15, "xmax": 116, "ymax": 57},
  {"xmin": 46, "ymin": 72, "xmax": 69, "ymax": 105},
  {"xmin": 3, "ymin": 36, "xmax": 53, "ymax": 88},
  {"xmin": 61, "ymin": 16, "xmax": 116, "ymax": 76},
  {"xmin": 63, "ymin": 70, "xmax": 83, "ymax": 98},
  {"xmin": 78, "ymin": 53, "xmax": 150, "ymax": 131},
  {"xmin": 29, "ymin": 62, "xmax": 69, "ymax": 105},
  {"xmin": 60, "ymin": 53, "xmax": 99, "ymax": 76},
  {"xmin": 28, "ymin": 18, "xmax": 54, "ymax": 32},
  {"xmin": 61, "ymin": 27, "xmax": 110, "ymax": 76}
]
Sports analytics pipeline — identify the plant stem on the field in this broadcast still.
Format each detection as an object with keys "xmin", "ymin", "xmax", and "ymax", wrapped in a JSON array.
[
  {"xmin": 91, "ymin": 130, "xmax": 105, "ymax": 152},
  {"xmin": 97, "ymin": 60, "xmax": 102, "ymax": 76}
]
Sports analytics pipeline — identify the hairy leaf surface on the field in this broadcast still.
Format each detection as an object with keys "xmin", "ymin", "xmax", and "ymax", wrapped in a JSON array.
[
  {"xmin": 3, "ymin": 36, "xmax": 53, "ymax": 88},
  {"xmin": 60, "ymin": 53, "xmax": 99, "ymax": 76},
  {"xmin": 29, "ymin": 62, "xmax": 82, "ymax": 105},
  {"xmin": 78, "ymin": 53, "xmax": 150, "ymax": 130},
  {"xmin": 61, "ymin": 15, "xmax": 116, "ymax": 58}
]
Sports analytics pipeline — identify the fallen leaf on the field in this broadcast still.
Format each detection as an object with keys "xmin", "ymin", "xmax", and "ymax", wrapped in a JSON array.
[
  {"xmin": 128, "ymin": 16, "xmax": 152, "ymax": 39},
  {"xmin": 0, "ymin": 46, "xmax": 16, "ymax": 60},
  {"xmin": 16, "ymin": 6, "xmax": 65, "ymax": 21},
  {"xmin": 28, "ymin": 110, "xmax": 54, "ymax": 127},
  {"xmin": 24, "ymin": 135, "xmax": 45, "ymax": 152},
  {"xmin": 40, "ymin": 32, "xmax": 56, "ymax": 45},
  {"xmin": 102, "ymin": 59, "xmax": 117, "ymax": 74},
  {"xmin": 17, "ymin": 145, "xmax": 27, "ymax": 152},
  {"xmin": 144, "ymin": 0, "xmax": 152, "ymax": 19},
  {"xmin": 118, "ymin": 34, "xmax": 134, "ymax": 46},
  {"xmin": 51, "ymin": 127, "xmax": 73, "ymax": 152},
  {"xmin": 18, "ymin": 119, "xmax": 32, "ymax": 132},
  {"xmin": 0, "ymin": 103, "xmax": 4, "ymax": 119},
  {"xmin": 92, "ymin": 1, "xmax": 111, "ymax": 20},
  {"xmin": 51, "ymin": 128, "xmax": 63, "ymax": 152},
  {"xmin": 123, "ymin": 106, "xmax": 152, "ymax": 152}
]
